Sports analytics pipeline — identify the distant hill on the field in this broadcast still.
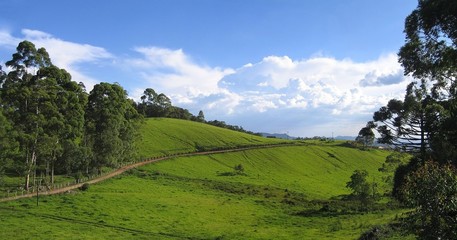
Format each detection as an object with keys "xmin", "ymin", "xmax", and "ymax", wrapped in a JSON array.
[
  {"xmin": 335, "ymin": 136, "xmax": 356, "ymax": 141},
  {"xmin": 260, "ymin": 132, "xmax": 296, "ymax": 140}
]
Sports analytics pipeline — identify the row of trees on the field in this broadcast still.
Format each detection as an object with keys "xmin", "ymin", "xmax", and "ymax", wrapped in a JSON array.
[
  {"xmin": 357, "ymin": 0, "xmax": 457, "ymax": 238},
  {"xmin": 0, "ymin": 41, "xmax": 141, "ymax": 191}
]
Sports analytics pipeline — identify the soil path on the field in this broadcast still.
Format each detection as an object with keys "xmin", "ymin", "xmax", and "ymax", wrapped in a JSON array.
[{"xmin": 0, "ymin": 143, "xmax": 296, "ymax": 203}]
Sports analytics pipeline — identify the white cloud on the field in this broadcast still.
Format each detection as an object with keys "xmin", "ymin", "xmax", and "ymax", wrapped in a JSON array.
[
  {"xmin": 0, "ymin": 29, "xmax": 113, "ymax": 90},
  {"xmin": 127, "ymin": 48, "xmax": 410, "ymax": 136},
  {"xmin": 126, "ymin": 47, "xmax": 234, "ymax": 103}
]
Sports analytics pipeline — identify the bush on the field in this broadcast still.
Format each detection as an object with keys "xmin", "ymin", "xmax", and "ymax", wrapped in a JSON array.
[
  {"xmin": 80, "ymin": 183, "xmax": 90, "ymax": 191},
  {"xmin": 401, "ymin": 161, "xmax": 457, "ymax": 239}
]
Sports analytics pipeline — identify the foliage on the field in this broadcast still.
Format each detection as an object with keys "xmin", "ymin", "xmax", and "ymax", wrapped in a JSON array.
[
  {"xmin": 401, "ymin": 161, "xmax": 457, "ymax": 239},
  {"xmin": 234, "ymin": 163, "xmax": 244, "ymax": 173},
  {"xmin": 137, "ymin": 88, "xmax": 171, "ymax": 117},
  {"xmin": 395, "ymin": 0, "xmax": 457, "ymax": 164},
  {"xmin": 1, "ymin": 41, "xmax": 88, "ymax": 190},
  {"xmin": 85, "ymin": 82, "xmax": 141, "ymax": 172},
  {"xmin": 379, "ymin": 152, "xmax": 410, "ymax": 189},
  {"xmin": 0, "ymin": 41, "xmax": 143, "ymax": 188},
  {"xmin": 79, "ymin": 183, "xmax": 90, "ymax": 191},
  {"xmin": 346, "ymin": 170, "xmax": 379, "ymax": 206},
  {"xmin": 356, "ymin": 121, "xmax": 375, "ymax": 149}
]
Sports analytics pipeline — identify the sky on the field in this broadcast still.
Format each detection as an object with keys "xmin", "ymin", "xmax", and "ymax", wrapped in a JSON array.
[{"xmin": 0, "ymin": 0, "xmax": 418, "ymax": 137}]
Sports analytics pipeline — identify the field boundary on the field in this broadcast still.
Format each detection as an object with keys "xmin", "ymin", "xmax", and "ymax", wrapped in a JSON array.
[{"xmin": 0, "ymin": 142, "xmax": 301, "ymax": 203}]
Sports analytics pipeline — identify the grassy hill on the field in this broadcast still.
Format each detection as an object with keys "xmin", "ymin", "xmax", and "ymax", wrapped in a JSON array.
[
  {"xmin": 137, "ymin": 118, "xmax": 287, "ymax": 157},
  {"xmin": 0, "ymin": 118, "xmax": 411, "ymax": 239}
]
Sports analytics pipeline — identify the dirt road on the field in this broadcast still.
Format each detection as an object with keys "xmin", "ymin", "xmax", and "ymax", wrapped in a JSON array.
[{"xmin": 0, "ymin": 143, "xmax": 294, "ymax": 203}]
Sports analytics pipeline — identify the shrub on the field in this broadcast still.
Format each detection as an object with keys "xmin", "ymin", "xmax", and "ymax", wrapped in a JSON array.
[{"xmin": 80, "ymin": 183, "xmax": 90, "ymax": 191}]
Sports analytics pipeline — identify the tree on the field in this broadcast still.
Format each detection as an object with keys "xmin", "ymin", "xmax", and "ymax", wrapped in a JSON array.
[
  {"xmin": 2, "ymin": 40, "xmax": 53, "ymax": 190},
  {"xmin": 0, "ymin": 68, "xmax": 19, "ymax": 184},
  {"xmin": 397, "ymin": 0, "xmax": 457, "ymax": 163},
  {"xmin": 346, "ymin": 170, "xmax": 378, "ymax": 206},
  {"xmin": 85, "ymin": 82, "xmax": 141, "ymax": 173},
  {"xmin": 197, "ymin": 110, "xmax": 205, "ymax": 122},
  {"xmin": 138, "ymin": 88, "xmax": 171, "ymax": 117},
  {"xmin": 1, "ymin": 41, "xmax": 88, "ymax": 189},
  {"xmin": 401, "ymin": 161, "xmax": 457, "ymax": 239},
  {"xmin": 356, "ymin": 121, "xmax": 375, "ymax": 149},
  {"xmin": 398, "ymin": 0, "xmax": 457, "ymax": 94}
]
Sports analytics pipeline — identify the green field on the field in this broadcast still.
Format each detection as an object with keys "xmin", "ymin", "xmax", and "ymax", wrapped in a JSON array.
[
  {"xmin": 0, "ymin": 118, "xmax": 411, "ymax": 239},
  {"xmin": 137, "ymin": 118, "xmax": 287, "ymax": 158}
]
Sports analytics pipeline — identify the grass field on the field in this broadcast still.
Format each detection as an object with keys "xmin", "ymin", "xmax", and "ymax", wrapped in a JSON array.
[
  {"xmin": 0, "ymin": 118, "xmax": 413, "ymax": 239},
  {"xmin": 137, "ymin": 118, "xmax": 287, "ymax": 158}
]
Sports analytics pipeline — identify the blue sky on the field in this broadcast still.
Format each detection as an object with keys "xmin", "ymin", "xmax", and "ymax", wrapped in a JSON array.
[{"xmin": 0, "ymin": 0, "xmax": 418, "ymax": 137}]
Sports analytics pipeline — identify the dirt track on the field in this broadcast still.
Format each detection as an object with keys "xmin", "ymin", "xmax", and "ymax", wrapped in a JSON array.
[{"xmin": 0, "ymin": 144, "xmax": 294, "ymax": 203}]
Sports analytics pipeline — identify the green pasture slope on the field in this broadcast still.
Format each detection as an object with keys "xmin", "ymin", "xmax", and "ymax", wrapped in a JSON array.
[
  {"xmin": 0, "ymin": 118, "xmax": 408, "ymax": 239},
  {"xmin": 137, "ymin": 118, "xmax": 287, "ymax": 157}
]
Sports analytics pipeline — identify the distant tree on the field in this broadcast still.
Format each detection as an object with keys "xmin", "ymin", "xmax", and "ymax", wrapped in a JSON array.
[
  {"xmin": 356, "ymin": 121, "xmax": 375, "ymax": 149},
  {"xmin": 197, "ymin": 110, "xmax": 205, "ymax": 122},
  {"xmin": 167, "ymin": 106, "xmax": 193, "ymax": 120},
  {"xmin": 138, "ymin": 88, "xmax": 171, "ymax": 117},
  {"xmin": 401, "ymin": 161, "xmax": 457, "ymax": 239}
]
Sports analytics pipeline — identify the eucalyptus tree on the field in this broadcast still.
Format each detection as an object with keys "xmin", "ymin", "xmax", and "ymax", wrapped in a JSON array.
[
  {"xmin": 1, "ymin": 41, "xmax": 87, "ymax": 189},
  {"xmin": 85, "ymin": 82, "xmax": 141, "ymax": 173},
  {"xmin": 0, "ymin": 66, "xmax": 19, "ymax": 184},
  {"xmin": 138, "ymin": 88, "xmax": 171, "ymax": 117},
  {"xmin": 2, "ymin": 41, "xmax": 53, "ymax": 190}
]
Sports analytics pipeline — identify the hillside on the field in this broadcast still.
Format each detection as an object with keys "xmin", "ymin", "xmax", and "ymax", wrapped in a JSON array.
[
  {"xmin": 137, "ymin": 118, "xmax": 288, "ymax": 157},
  {"xmin": 0, "ymin": 119, "xmax": 409, "ymax": 239}
]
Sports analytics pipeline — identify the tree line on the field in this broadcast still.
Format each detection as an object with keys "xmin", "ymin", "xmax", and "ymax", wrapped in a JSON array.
[{"xmin": 0, "ymin": 41, "xmax": 143, "ymax": 191}]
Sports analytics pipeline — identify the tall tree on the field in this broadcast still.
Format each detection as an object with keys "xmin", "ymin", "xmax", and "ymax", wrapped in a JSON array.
[
  {"xmin": 356, "ymin": 121, "xmax": 375, "ymax": 149},
  {"xmin": 2, "ymin": 41, "xmax": 53, "ymax": 190},
  {"xmin": 0, "ymin": 66, "xmax": 19, "ymax": 184},
  {"xmin": 85, "ymin": 83, "xmax": 141, "ymax": 173},
  {"xmin": 1, "ymin": 41, "xmax": 87, "ymax": 189},
  {"xmin": 372, "ymin": 81, "xmax": 440, "ymax": 156},
  {"xmin": 398, "ymin": 0, "xmax": 457, "ymax": 162}
]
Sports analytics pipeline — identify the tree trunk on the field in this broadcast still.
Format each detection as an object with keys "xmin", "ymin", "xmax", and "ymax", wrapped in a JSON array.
[{"xmin": 51, "ymin": 163, "xmax": 54, "ymax": 187}]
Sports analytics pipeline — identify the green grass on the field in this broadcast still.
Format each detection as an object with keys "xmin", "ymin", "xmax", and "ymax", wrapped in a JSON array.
[
  {"xmin": 137, "ymin": 118, "xmax": 287, "ymax": 158},
  {"xmin": 0, "ymin": 118, "xmax": 414, "ymax": 239}
]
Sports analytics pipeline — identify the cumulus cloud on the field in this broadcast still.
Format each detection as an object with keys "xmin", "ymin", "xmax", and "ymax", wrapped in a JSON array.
[
  {"xmin": 359, "ymin": 70, "xmax": 404, "ymax": 87},
  {"xmin": 126, "ymin": 47, "xmax": 234, "ymax": 102},
  {"xmin": 0, "ymin": 29, "xmax": 113, "ymax": 90},
  {"xmin": 126, "ymin": 47, "xmax": 410, "ymax": 136}
]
